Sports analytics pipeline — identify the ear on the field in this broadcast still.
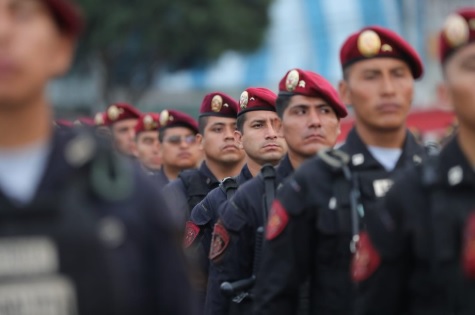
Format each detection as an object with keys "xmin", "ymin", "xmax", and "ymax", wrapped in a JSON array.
[
  {"xmin": 50, "ymin": 34, "xmax": 75, "ymax": 77},
  {"xmin": 437, "ymin": 82, "xmax": 454, "ymax": 110},
  {"xmin": 196, "ymin": 134, "xmax": 204, "ymax": 150},
  {"xmin": 131, "ymin": 141, "xmax": 139, "ymax": 158},
  {"xmin": 336, "ymin": 120, "xmax": 342, "ymax": 136},
  {"xmin": 234, "ymin": 130, "xmax": 243, "ymax": 148},
  {"xmin": 338, "ymin": 80, "xmax": 352, "ymax": 106}
]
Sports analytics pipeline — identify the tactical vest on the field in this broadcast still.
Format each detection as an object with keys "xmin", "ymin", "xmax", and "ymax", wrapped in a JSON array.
[{"xmin": 179, "ymin": 170, "xmax": 218, "ymax": 216}]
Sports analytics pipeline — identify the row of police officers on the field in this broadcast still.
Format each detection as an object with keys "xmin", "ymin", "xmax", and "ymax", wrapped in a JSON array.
[{"xmin": 1, "ymin": 0, "xmax": 475, "ymax": 314}]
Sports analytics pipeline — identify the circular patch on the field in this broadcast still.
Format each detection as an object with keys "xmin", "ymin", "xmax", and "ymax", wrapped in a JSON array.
[
  {"xmin": 159, "ymin": 110, "xmax": 169, "ymax": 127},
  {"xmin": 357, "ymin": 30, "xmax": 382, "ymax": 57},
  {"xmin": 211, "ymin": 95, "xmax": 223, "ymax": 112},
  {"xmin": 143, "ymin": 114, "xmax": 155, "ymax": 130},
  {"xmin": 98, "ymin": 216, "xmax": 126, "ymax": 249},
  {"xmin": 107, "ymin": 105, "xmax": 120, "ymax": 121},
  {"xmin": 94, "ymin": 113, "xmax": 104, "ymax": 126},
  {"xmin": 64, "ymin": 134, "xmax": 96, "ymax": 168},
  {"xmin": 239, "ymin": 91, "xmax": 249, "ymax": 109},
  {"xmin": 444, "ymin": 14, "xmax": 469, "ymax": 48},
  {"xmin": 285, "ymin": 69, "xmax": 300, "ymax": 92}
]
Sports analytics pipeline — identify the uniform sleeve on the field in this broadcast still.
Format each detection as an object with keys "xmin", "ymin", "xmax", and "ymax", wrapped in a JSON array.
[
  {"xmin": 162, "ymin": 179, "xmax": 190, "ymax": 231},
  {"xmin": 204, "ymin": 188, "xmax": 255, "ymax": 315},
  {"xmin": 355, "ymin": 174, "xmax": 414, "ymax": 315},
  {"xmin": 253, "ymin": 174, "xmax": 315, "ymax": 315}
]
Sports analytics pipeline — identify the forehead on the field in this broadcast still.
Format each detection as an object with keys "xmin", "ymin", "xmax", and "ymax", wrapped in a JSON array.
[
  {"xmin": 347, "ymin": 57, "xmax": 411, "ymax": 74},
  {"xmin": 206, "ymin": 116, "xmax": 237, "ymax": 126},
  {"xmin": 244, "ymin": 110, "xmax": 278, "ymax": 121},
  {"xmin": 287, "ymin": 94, "xmax": 328, "ymax": 107},
  {"xmin": 113, "ymin": 119, "xmax": 138, "ymax": 129},
  {"xmin": 163, "ymin": 126, "xmax": 195, "ymax": 136},
  {"xmin": 137, "ymin": 131, "xmax": 158, "ymax": 139}
]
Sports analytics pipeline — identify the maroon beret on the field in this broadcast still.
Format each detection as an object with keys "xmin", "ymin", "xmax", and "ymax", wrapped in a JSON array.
[
  {"xmin": 278, "ymin": 68, "xmax": 348, "ymax": 118},
  {"xmin": 340, "ymin": 26, "xmax": 423, "ymax": 79},
  {"xmin": 238, "ymin": 87, "xmax": 277, "ymax": 116},
  {"xmin": 54, "ymin": 119, "xmax": 73, "ymax": 128},
  {"xmin": 439, "ymin": 8, "xmax": 475, "ymax": 64},
  {"xmin": 135, "ymin": 113, "xmax": 160, "ymax": 134},
  {"xmin": 199, "ymin": 92, "xmax": 239, "ymax": 118},
  {"xmin": 104, "ymin": 103, "xmax": 141, "ymax": 126},
  {"xmin": 158, "ymin": 109, "xmax": 199, "ymax": 134},
  {"xmin": 73, "ymin": 117, "xmax": 95, "ymax": 127},
  {"xmin": 44, "ymin": 0, "xmax": 84, "ymax": 37}
]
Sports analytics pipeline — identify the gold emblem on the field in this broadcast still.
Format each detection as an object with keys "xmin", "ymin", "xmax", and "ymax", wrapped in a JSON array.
[
  {"xmin": 286, "ymin": 69, "xmax": 299, "ymax": 92},
  {"xmin": 240, "ymin": 91, "xmax": 249, "ymax": 109},
  {"xmin": 94, "ymin": 113, "xmax": 104, "ymax": 126},
  {"xmin": 107, "ymin": 105, "xmax": 122, "ymax": 121},
  {"xmin": 159, "ymin": 110, "xmax": 170, "ymax": 127},
  {"xmin": 443, "ymin": 14, "xmax": 469, "ymax": 47},
  {"xmin": 143, "ymin": 114, "xmax": 156, "ymax": 130},
  {"xmin": 211, "ymin": 95, "xmax": 223, "ymax": 112},
  {"xmin": 357, "ymin": 30, "xmax": 382, "ymax": 57},
  {"xmin": 381, "ymin": 44, "xmax": 393, "ymax": 52},
  {"xmin": 298, "ymin": 80, "xmax": 306, "ymax": 88}
]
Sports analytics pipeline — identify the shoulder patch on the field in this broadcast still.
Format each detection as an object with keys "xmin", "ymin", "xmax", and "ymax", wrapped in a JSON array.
[
  {"xmin": 463, "ymin": 212, "xmax": 475, "ymax": 278},
  {"xmin": 183, "ymin": 221, "xmax": 200, "ymax": 249},
  {"xmin": 351, "ymin": 231, "xmax": 381, "ymax": 282},
  {"xmin": 266, "ymin": 200, "xmax": 289, "ymax": 240},
  {"xmin": 209, "ymin": 223, "xmax": 230, "ymax": 261}
]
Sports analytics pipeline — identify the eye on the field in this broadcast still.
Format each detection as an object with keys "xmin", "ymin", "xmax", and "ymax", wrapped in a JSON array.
[
  {"xmin": 211, "ymin": 127, "xmax": 223, "ymax": 133},
  {"xmin": 294, "ymin": 107, "xmax": 306, "ymax": 115},
  {"xmin": 252, "ymin": 123, "xmax": 264, "ymax": 129}
]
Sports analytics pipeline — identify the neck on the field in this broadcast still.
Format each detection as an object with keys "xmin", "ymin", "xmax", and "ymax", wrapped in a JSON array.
[
  {"xmin": 246, "ymin": 157, "xmax": 280, "ymax": 177},
  {"xmin": 205, "ymin": 158, "xmax": 243, "ymax": 181},
  {"xmin": 0, "ymin": 94, "xmax": 51, "ymax": 149},
  {"xmin": 355, "ymin": 123, "xmax": 406, "ymax": 148},
  {"xmin": 163, "ymin": 165, "xmax": 181, "ymax": 180},
  {"xmin": 458, "ymin": 125, "xmax": 475, "ymax": 167},
  {"xmin": 288, "ymin": 150, "xmax": 307, "ymax": 170}
]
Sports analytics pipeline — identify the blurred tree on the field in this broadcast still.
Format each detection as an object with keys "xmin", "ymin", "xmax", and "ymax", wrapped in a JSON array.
[{"xmin": 75, "ymin": 0, "xmax": 273, "ymax": 106}]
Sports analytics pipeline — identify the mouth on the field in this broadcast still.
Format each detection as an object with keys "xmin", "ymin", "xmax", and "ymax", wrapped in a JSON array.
[
  {"xmin": 304, "ymin": 134, "xmax": 325, "ymax": 142},
  {"xmin": 0, "ymin": 59, "xmax": 18, "ymax": 78},
  {"xmin": 222, "ymin": 144, "xmax": 239, "ymax": 151},
  {"xmin": 377, "ymin": 103, "xmax": 402, "ymax": 113},
  {"xmin": 177, "ymin": 152, "xmax": 191, "ymax": 159},
  {"xmin": 262, "ymin": 143, "xmax": 281, "ymax": 150}
]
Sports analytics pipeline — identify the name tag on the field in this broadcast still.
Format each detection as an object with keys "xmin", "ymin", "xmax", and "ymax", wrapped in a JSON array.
[
  {"xmin": 0, "ymin": 237, "xmax": 58, "ymax": 278},
  {"xmin": 0, "ymin": 276, "xmax": 78, "ymax": 315},
  {"xmin": 372, "ymin": 179, "xmax": 394, "ymax": 198}
]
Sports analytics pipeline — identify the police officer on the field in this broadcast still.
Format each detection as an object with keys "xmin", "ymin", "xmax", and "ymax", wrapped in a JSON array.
[
  {"xmin": 0, "ymin": 1, "xmax": 192, "ymax": 314},
  {"xmin": 184, "ymin": 87, "xmax": 287, "ymax": 314},
  {"xmin": 356, "ymin": 9, "xmax": 475, "ymax": 315},
  {"xmin": 154, "ymin": 109, "xmax": 203, "ymax": 191},
  {"xmin": 253, "ymin": 26, "xmax": 426, "ymax": 315},
  {"xmin": 205, "ymin": 69, "xmax": 347, "ymax": 315},
  {"xmin": 133, "ymin": 113, "xmax": 162, "ymax": 173},
  {"xmin": 104, "ymin": 103, "xmax": 141, "ymax": 156},
  {"xmin": 163, "ymin": 92, "xmax": 245, "ymax": 225}
]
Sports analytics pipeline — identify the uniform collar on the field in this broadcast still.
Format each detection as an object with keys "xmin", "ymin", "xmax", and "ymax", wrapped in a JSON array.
[
  {"xmin": 438, "ymin": 137, "xmax": 475, "ymax": 188},
  {"xmin": 343, "ymin": 127, "xmax": 424, "ymax": 171},
  {"xmin": 276, "ymin": 154, "xmax": 294, "ymax": 179},
  {"xmin": 240, "ymin": 164, "xmax": 253, "ymax": 181},
  {"xmin": 199, "ymin": 161, "xmax": 219, "ymax": 186}
]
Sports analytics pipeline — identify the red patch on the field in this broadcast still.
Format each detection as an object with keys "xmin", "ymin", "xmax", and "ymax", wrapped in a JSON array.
[
  {"xmin": 265, "ymin": 200, "xmax": 289, "ymax": 240},
  {"xmin": 463, "ymin": 212, "xmax": 475, "ymax": 278},
  {"xmin": 351, "ymin": 231, "xmax": 381, "ymax": 282},
  {"xmin": 209, "ymin": 223, "xmax": 230, "ymax": 261},
  {"xmin": 183, "ymin": 221, "xmax": 200, "ymax": 248}
]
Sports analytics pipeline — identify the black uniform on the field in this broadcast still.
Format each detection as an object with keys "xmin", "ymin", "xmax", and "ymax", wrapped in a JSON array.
[
  {"xmin": 163, "ymin": 162, "xmax": 220, "ymax": 228},
  {"xmin": 253, "ymin": 129, "xmax": 424, "ymax": 315},
  {"xmin": 151, "ymin": 168, "xmax": 170, "ymax": 191},
  {"xmin": 0, "ymin": 130, "xmax": 193, "ymax": 315},
  {"xmin": 356, "ymin": 137, "xmax": 475, "ymax": 315},
  {"xmin": 205, "ymin": 155, "xmax": 293, "ymax": 315}
]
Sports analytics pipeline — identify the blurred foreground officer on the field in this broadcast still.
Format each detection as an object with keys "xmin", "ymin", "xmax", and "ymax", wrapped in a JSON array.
[
  {"xmin": 156, "ymin": 109, "xmax": 202, "ymax": 190},
  {"xmin": 104, "ymin": 102, "xmax": 141, "ymax": 156},
  {"xmin": 163, "ymin": 92, "xmax": 245, "ymax": 226},
  {"xmin": 254, "ymin": 26, "xmax": 425, "ymax": 315},
  {"xmin": 356, "ymin": 8, "xmax": 475, "ymax": 315},
  {"xmin": 133, "ymin": 113, "xmax": 162, "ymax": 174},
  {"xmin": 0, "ymin": 1, "xmax": 192, "ymax": 314},
  {"xmin": 206, "ymin": 69, "xmax": 346, "ymax": 315},
  {"xmin": 185, "ymin": 88, "xmax": 286, "ymax": 314}
]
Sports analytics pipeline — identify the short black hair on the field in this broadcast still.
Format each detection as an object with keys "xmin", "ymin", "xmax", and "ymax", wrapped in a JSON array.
[
  {"xmin": 236, "ymin": 113, "xmax": 247, "ymax": 134},
  {"xmin": 276, "ymin": 94, "xmax": 293, "ymax": 118},
  {"xmin": 158, "ymin": 129, "xmax": 166, "ymax": 143},
  {"xmin": 198, "ymin": 116, "xmax": 209, "ymax": 135}
]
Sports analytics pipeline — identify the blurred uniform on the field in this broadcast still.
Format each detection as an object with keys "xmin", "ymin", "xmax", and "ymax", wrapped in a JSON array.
[
  {"xmin": 206, "ymin": 69, "xmax": 347, "ymax": 315},
  {"xmin": 356, "ymin": 9, "xmax": 475, "ymax": 315},
  {"xmin": 253, "ymin": 26, "xmax": 425, "ymax": 315}
]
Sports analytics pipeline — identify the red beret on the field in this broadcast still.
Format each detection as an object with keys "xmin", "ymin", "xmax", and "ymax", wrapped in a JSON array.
[
  {"xmin": 199, "ymin": 92, "xmax": 239, "ymax": 118},
  {"xmin": 44, "ymin": 0, "xmax": 84, "ymax": 37},
  {"xmin": 439, "ymin": 8, "xmax": 475, "ymax": 64},
  {"xmin": 340, "ymin": 26, "xmax": 423, "ymax": 79},
  {"xmin": 54, "ymin": 119, "xmax": 73, "ymax": 128},
  {"xmin": 73, "ymin": 117, "xmax": 95, "ymax": 127},
  {"xmin": 278, "ymin": 68, "xmax": 348, "ymax": 118},
  {"xmin": 238, "ymin": 87, "xmax": 276, "ymax": 116},
  {"xmin": 135, "ymin": 113, "xmax": 160, "ymax": 134},
  {"xmin": 158, "ymin": 109, "xmax": 199, "ymax": 134},
  {"xmin": 104, "ymin": 103, "xmax": 141, "ymax": 126}
]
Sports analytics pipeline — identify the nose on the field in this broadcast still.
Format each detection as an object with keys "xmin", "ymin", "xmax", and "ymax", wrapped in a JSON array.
[
  {"xmin": 224, "ymin": 126, "xmax": 235, "ymax": 141},
  {"xmin": 308, "ymin": 108, "xmax": 322, "ymax": 129},
  {"xmin": 381, "ymin": 74, "xmax": 396, "ymax": 96},
  {"xmin": 266, "ymin": 122, "xmax": 278, "ymax": 140}
]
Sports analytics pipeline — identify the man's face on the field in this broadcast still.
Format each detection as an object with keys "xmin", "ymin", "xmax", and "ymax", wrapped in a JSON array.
[
  {"xmin": 443, "ymin": 43, "xmax": 475, "ymax": 130},
  {"xmin": 111, "ymin": 119, "xmax": 138, "ymax": 156},
  {"xmin": 160, "ymin": 127, "xmax": 202, "ymax": 170},
  {"xmin": 0, "ymin": 0, "xmax": 73, "ymax": 108},
  {"xmin": 238, "ymin": 110, "xmax": 286, "ymax": 165},
  {"xmin": 199, "ymin": 116, "xmax": 244, "ymax": 165},
  {"xmin": 340, "ymin": 58, "xmax": 414, "ymax": 132},
  {"xmin": 134, "ymin": 131, "xmax": 161, "ymax": 171},
  {"xmin": 281, "ymin": 95, "xmax": 340, "ymax": 158}
]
